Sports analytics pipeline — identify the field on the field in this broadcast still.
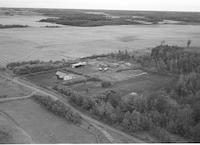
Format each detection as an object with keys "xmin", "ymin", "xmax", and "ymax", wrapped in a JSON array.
[
  {"xmin": 111, "ymin": 73, "xmax": 175, "ymax": 97},
  {"xmin": 0, "ymin": 99, "xmax": 98, "ymax": 143},
  {"xmin": 0, "ymin": 112, "xmax": 33, "ymax": 143},
  {"xmin": 1, "ymin": 13, "xmax": 200, "ymax": 67},
  {"xmin": 0, "ymin": 76, "xmax": 31, "ymax": 98},
  {"xmin": 0, "ymin": 8, "xmax": 200, "ymax": 67}
]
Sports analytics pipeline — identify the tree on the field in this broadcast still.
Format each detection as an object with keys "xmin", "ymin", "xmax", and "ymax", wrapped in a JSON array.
[
  {"xmin": 101, "ymin": 81, "xmax": 112, "ymax": 88},
  {"xmin": 161, "ymin": 40, "xmax": 165, "ymax": 46},
  {"xmin": 187, "ymin": 39, "xmax": 192, "ymax": 47},
  {"xmin": 167, "ymin": 105, "xmax": 193, "ymax": 136},
  {"xmin": 190, "ymin": 123, "xmax": 200, "ymax": 142},
  {"xmin": 192, "ymin": 99, "xmax": 200, "ymax": 122},
  {"xmin": 130, "ymin": 110, "xmax": 142, "ymax": 131},
  {"xmin": 122, "ymin": 111, "xmax": 132, "ymax": 130}
]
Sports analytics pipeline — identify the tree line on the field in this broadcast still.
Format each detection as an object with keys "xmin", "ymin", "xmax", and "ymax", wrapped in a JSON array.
[
  {"xmin": 7, "ymin": 60, "xmax": 71, "ymax": 75},
  {"xmin": 32, "ymin": 95, "xmax": 81, "ymax": 124}
]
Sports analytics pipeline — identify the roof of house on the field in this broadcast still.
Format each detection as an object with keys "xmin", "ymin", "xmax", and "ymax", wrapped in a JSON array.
[{"xmin": 72, "ymin": 62, "xmax": 87, "ymax": 67}]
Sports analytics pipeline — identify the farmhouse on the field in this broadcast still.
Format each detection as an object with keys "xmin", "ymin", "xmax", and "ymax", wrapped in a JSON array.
[
  {"xmin": 56, "ymin": 71, "xmax": 74, "ymax": 81},
  {"xmin": 72, "ymin": 62, "xmax": 87, "ymax": 68}
]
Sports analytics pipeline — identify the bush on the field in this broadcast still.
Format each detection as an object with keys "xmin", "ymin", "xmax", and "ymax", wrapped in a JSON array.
[
  {"xmin": 190, "ymin": 123, "xmax": 200, "ymax": 142},
  {"xmin": 150, "ymin": 127, "xmax": 172, "ymax": 143},
  {"xmin": 0, "ymin": 24, "xmax": 29, "ymax": 29},
  {"xmin": 101, "ymin": 81, "xmax": 112, "ymax": 88}
]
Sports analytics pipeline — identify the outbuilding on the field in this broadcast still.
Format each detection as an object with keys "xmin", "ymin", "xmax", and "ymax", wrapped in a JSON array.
[
  {"xmin": 56, "ymin": 71, "xmax": 74, "ymax": 81},
  {"xmin": 71, "ymin": 62, "xmax": 87, "ymax": 68}
]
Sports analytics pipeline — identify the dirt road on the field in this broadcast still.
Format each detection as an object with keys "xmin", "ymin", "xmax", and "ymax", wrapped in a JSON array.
[{"xmin": 0, "ymin": 92, "xmax": 35, "ymax": 103}]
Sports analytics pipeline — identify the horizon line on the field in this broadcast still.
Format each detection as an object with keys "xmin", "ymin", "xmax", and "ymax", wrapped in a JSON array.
[{"xmin": 1, "ymin": 6, "xmax": 200, "ymax": 13}]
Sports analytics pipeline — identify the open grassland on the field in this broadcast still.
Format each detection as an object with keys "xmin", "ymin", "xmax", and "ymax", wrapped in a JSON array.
[
  {"xmin": 0, "ymin": 99, "xmax": 98, "ymax": 143},
  {"xmin": 0, "ymin": 77, "xmax": 31, "ymax": 98},
  {"xmin": 0, "ymin": 112, "xmax": 33, "ymax": 143},
  {"xmin": 111, "ymin": 73, "xmax": 175, "ymax": 97},
  {"xmin": 0, "ymin": 21, "xmax": 200, "ymax": 67}
]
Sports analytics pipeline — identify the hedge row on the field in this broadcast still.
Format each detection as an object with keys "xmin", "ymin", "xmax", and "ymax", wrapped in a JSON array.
[{"xmin": 32, "ymin": 95, "xmax": 81, "ymax": 124}]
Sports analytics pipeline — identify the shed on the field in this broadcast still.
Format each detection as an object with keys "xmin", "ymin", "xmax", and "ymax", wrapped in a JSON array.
[{"xmin": 72, "ymin": 62, "xmax": 87, "ymax": 68}]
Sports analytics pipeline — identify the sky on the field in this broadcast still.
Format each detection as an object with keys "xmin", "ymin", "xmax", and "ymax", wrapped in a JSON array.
[{"xmin": 0, "ymin": 0, "xmax": 200, "ymax": 12}]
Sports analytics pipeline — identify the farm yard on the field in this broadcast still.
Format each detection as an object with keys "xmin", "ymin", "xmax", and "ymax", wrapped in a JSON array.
[{"xmin": 23, "ymin": 56, "xmax": 174, "ymax": 99}]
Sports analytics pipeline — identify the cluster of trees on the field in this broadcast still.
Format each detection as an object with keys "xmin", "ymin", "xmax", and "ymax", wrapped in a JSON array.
[
  {"xmin": 108, "ymin": 50, "xmax": 152, "ymax": 68},
  {"xmin": 101, "ymin": 81, "xmax": 112, "ymax": 88},
  {"xmin": 167, "ymin": 72, "xmax": 200, "ymax": 141},
  {"xmin": 53, "ymin": 85, "xmax": 196, "ymax": 142},
  {"xmin": 36, "ymin": 9, "xmax": 200, "ymax": 26},
  {"xmin": 39, "ymin": 11, "xmax": 143, "ymax": 27},
  {"xmin": 39, "ymin": 17, "xmax": 141, "ymax": 27},
  {"xmin": 32, "ymin": 95, "xmax": 81, "ymax": 124},
  {"xmin": 0, "ymin": 24, "xmax": 29, "ymax": 29},
  {"xmin": 7, "ymin": 60, "xmax": 71, "ymax": 75},
  {"xmin": 0, "ymin": 95, "xmax": 7, "ymax": 98},
  {"xmin": 12, "ymin": 63, "xmax": 57, "ymax": 75},
  {"xmin": 109, "ymin": 50, "xmax": 134, "ymax": 61},
  {"xmin": 151, "ymin": 45, "xmax": 200, "ymax": 74},
  {"xmin": 7, "ymin": 60, "xmax": 42, "ymax": 70}
]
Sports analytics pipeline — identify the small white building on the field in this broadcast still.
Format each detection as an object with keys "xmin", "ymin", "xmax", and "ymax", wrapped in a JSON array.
[
  {"xmin": 72, "ymin": 62, "xmax": 87, "ymax": 68},
  {"xmin": 56, "ymin": 71, "xmax": 74, "ymax": 81},
  {"xmin": 130, "ymin": 92, "xmax": 138, "ymax": 96}
]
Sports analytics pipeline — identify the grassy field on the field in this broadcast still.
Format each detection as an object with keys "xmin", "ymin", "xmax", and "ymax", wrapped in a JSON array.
[
  {"xmin": 0, "ymin": 8, "xmax": 200, "ymax": 66},
  {"xmin": 0, "ymin": 99, "xmax": 98, "ymax": 143},
  {"xmin": 0, "ymin": 77, "xmax": 31, "ymax": 98},
  {"xmin": 0, "ymin": 113, "xmax": 33, "ymax": 143},
  {"xmin": 111, "ymin": 73, "xmax": 175, "ymax": 97},
  {"xmin": 0, "ymin": 17, "xmax": 200, "ymax": 67}
]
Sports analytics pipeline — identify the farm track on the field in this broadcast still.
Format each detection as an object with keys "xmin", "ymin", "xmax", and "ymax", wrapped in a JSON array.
[
  {"xmin": 0, "ymin": 73, "xmax": 144, "ymax": 143},
  {"xmin": 0, "ymin": 91, "xmax": 35, "ymax": 103}
]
